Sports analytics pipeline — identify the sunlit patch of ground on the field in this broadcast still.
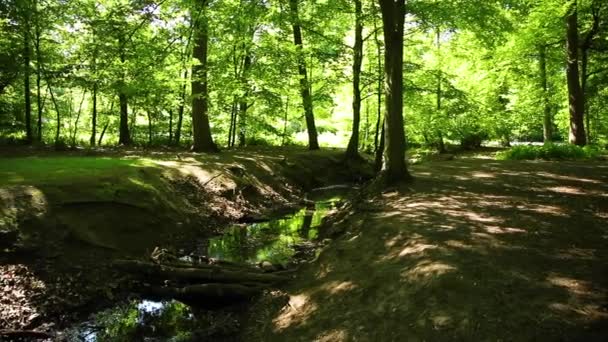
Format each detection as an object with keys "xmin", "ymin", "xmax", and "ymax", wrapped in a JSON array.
[{"xmin": 251, "ymin": 158, "xmax": 608, "ymax": 341}]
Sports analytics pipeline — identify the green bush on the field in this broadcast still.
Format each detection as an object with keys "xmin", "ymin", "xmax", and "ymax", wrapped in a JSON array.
[{"xmin": 496, "ymin": 144, "xmax": 602, "ymax": 161}]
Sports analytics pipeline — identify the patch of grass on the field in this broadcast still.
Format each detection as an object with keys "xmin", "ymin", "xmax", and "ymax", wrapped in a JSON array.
[
  {"xmin": 0, "ymin": 156, "xmax": 158, "ymax": 186},
  {"xmin": 496, "ymin": 144, "xmax": 602, "ymax": 161}
]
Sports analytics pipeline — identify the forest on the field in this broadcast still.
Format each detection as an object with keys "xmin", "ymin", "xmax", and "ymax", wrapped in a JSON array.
[{"xmin": 1, "ymin": 0, "xmax": 607, "ymax": 341}]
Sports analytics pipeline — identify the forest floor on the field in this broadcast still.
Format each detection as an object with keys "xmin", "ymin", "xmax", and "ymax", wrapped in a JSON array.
[
  {"xmin": 0, "ymin": 146, "xmax": 372, "ymax": 334},
  {"xmin": 248, "ymin": 156, "xmax": 608, "ymax": 341}
]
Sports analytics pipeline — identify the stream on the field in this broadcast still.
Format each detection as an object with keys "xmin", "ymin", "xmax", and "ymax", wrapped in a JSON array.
[{"xmin": 61, "ymin": 193, "xmax": 344, "ymax": 342}]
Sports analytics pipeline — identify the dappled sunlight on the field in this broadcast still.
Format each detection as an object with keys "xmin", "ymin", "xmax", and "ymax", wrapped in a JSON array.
[
  {"xmin": 320, "ymin": 280, "xmax": 357, "ymax": 295},
  {"xmin": 401, "ymin": 260, "xmax": 456, "ymax": 282},
  {"xmin": 537, "ymin": 172, "xmax": 603, "ymax": 185},
  {"xmin": 470, "ymin": 171, "xmax": 496, "ymax": 179},
  {"xmin": 483, "ymin": 225, "xmax": 526, "ymax": 234},
  {"xmin": 314, "ymin": 329, "xmax": 349, "ymax": 342},
  {"xmin": 554, "ymin": 248, "xmax": 596, "ymax": 261},
  {"xmin": 273, "ymin": 293, "xmax": 318, "ymax": 332},
  {"xmin": 545, "ymin": 186, "xmax": 588, "ymax": 195}
]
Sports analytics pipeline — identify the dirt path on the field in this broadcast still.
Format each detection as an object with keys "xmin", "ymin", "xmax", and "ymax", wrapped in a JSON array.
[{"xmin": 251, "ymin": 158, "xmax": 608, "ymax": 341}]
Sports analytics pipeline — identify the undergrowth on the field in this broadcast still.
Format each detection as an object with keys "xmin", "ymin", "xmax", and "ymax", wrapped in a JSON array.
[{"xmin": 496, "ymin": 144, "xmax": 602, "ymax": 161}]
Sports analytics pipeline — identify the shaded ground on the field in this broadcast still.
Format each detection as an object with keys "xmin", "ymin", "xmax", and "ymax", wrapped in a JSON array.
[
  {"xmin": 0, "ymin": 147, "xmax": 372, "ymax": 333},
  {"xmin": 249, "ymin": 157, "xmax": 608, "ymax": 341}
]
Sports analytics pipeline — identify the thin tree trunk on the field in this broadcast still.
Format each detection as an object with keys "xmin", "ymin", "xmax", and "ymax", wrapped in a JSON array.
[
  {"xmin": 289, "ymin": 0, "xmax": 319, "ymax": 150},
  {"xmin": 119, "ymin": 91, "xmax": 130, "ymax": 145},
  {"xmin": 191, "ymin": 1, "xmax": 218, "ymax": 152},
  {"xmin": 374, "ymin": 120, "xmax": 385, "ymax": 172},
  {"xmin": 98, "ymin": 122, "xmax": 109, "ymax": 146},
  {"xmin": 379, "ymin": 0, "xmax": 410, "ymax": 182},
  {"xmin": 238, "ymin": 55, "xmax": 251, "ymax": 147},
  {"xmin": 47, "ymin": 83, "xmax": 60, "ymax": 145},
  {"xmin": 168, "ymin": 109, "xmax": 173, "ymax": 145},
  {"xmin": 175, "ymin": 69, "xmax": 187, "ymax": 146},
  {"xmin": 373, "ymin": 15, "xmax": 382, "ymax": 154},
  {"xmin": 435, "ymin": 28, "xmax": 446, "ymax": 153},
  {"xmin": 345, "ymin": 0, "xmax": 363, "ymax": 159},
  {"xmin": 147, "ymin": 110, "xmax": 153, "ymax": 146},
  {"xmin": 539, "ymin": 44, "xmax": 552, "ymax": 143},
  {"xmin": 565, "ymin": 1, "xmax": 586, "ymax": 146},
  {"xmin": 71, "ymin": 89, "xmax": 86, "ymax": 147},
  {"xmin": 34, "ymin": 13, "xmax": 42, "ymax": 143},
  {"xmin": 282, "ymin": 96, "xmax": 289, "ymax": 146},
  {"xmin": 90, "ymin": 82, "xmax": 97, "ymax": 146},
  {"xmin": 23, "ymin": 13, "xmax": 33, "ymax": 143},
  {"xmin": 228, "ymin": 100, "xmax": 237, "ymax": 147}
]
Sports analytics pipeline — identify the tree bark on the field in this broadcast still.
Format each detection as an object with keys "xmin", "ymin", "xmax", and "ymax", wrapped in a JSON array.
[
  {"xmin": 238, "ymin": 54, "xmax": 252, "ymax": 147},
  {"xmin": 168, "ymin": 109, "xmax": 173, "ymax": 144},
  {"xmin": 345, "ymin": 0, "xmax": 363, "ymax": 159},
  {"xmin": 191, "ymin": 2, "xmax": 218, "ymax": 153},
  {"xmin": 539, "ymin": 44, "xmax": 552, "ymax": 143},
  {"xmin": 90, "ymin": 82, "xmax": 97, "ymax": 146},
  {"xmin": 373, "ymin": 14, "xmax": 382, "ymax": 154},
  {"xmin": 565, "ymin": 1, "xmax": 586, "ymax": 146},
  {"xmin": 289, "ymin": 0, "xmax": 319, "ymax": 150},
  {"xmin": 118, "ymin": 37, "xmax": 131, "ymax": 145},
  {"xmin": 379, "ymin": 0, "xmax": 411, "ymax": 182},
  {"xmin": 23, "ymin": 11, "xmax": 33, "ymax": 144},
  {"xmin": 176, "ymin": 69, "xmax": 187, "ymax": 146},
  {"xmin": 435, "ymin": 29, "xmax": 446, "ymax": 153},
  {"xmin": 34, "ymin": 9, "xmax": 43, "ymax": 143}
]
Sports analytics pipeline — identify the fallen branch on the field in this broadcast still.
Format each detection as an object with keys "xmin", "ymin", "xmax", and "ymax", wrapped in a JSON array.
[
  {"xmin": 114, "ymin": 260, "xmax": 288, "ymax": 284},
  {"xmin": 0, "ymin": 330, "xmax": 54, "ymax": 340},
  {"xmin": 144, "ymin": 283, "xmax": 263, "ymax": 306}
]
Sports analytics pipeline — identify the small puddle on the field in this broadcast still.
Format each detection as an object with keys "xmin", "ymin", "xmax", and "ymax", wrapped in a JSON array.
[{"xmin": 64, "ymin": 192, "xmax": 345, "ymax": 341}]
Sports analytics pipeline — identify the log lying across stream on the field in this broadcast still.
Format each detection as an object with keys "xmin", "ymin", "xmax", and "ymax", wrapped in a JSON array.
[{"xmin": 113, "ymin": 259, "xmax": 291, "ymax": 307}]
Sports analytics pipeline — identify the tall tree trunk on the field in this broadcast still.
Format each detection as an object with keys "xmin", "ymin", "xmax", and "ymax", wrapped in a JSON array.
[
  {"xmin": 373, "ymin": 14, "xmax": 382, "ymax": 153},
  {"xmin": 118, "ymin": 39, "xmax": 131, "ymax": 145},
  {"xmin": 282, "ymin": 96, "xmax": 289, "ymax": 146},
  {"xmin": 238, "ymin": 54, "xmax": 251, "ymax": 147},
  {"xmin": 565, "ymin": 1, "xmax": 586, "ymax": 146},
  {"xmin": 289, "ymin": 0, "xmax": 319, "ymax": 150},
  {"xmin": 23, "ymin": 13, "xmax": 33, "ymax": 143},
  {"xmin": 168, "ymin": 109, "xmax": 173, "ymax": 145},
  {"xmin": 147, "ymin": 111, "xmax": 153, "ymax": 146},
  {"xmin": 90, "ymin": 82, "xmax": 97, "ymax": 146},
  {"xmin": 47, "ymin": 83, "xmax": 60, "ymax": 145},
  {"xmin": 71, "ymin": 90, "xmax": 86, "ymax": 147},
  {"xmin": 119, "ymin": 91, "xmax": 130, "ymax": 144},
  {"xmin": 191, "ymin": 2, "xmax": 218, "ymax": 153},
  {"xmin": 435, "ymin": 28, "xmax": 446, "ymax": 153},
  {"xmin": 379, "ymin": 0, "xmax": 410, "ymax": 182},
  {"xmin": 34, "ymin": 13, "xmax": 42, "ymax": 143},
  {"xmin": 539, "ymin": 44, "xmax": 552, "ymax": 143},
  {"xmin": 175, "ymin": 69, "xmax": 187, "ymax": 146},
  {"xmin": 345, "ymin": 0, "xmax": 363, "ymax": 159},
  {"xmin": 374, "ymin": 121, "xmax": 385, "ymax": 172}
]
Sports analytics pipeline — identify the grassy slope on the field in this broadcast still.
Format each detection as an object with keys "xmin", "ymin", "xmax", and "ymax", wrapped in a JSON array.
[
  {"xmin": 250, "ymin": 158, "xmax": 608, "ymax": 341},
  {"xmin": 0, "ymin": 148, "xmax": 372, "ymax": 253}
]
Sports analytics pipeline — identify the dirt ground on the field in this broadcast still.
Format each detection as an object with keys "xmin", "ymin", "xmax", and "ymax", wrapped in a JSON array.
[{"xmin": 250, "ymin": 157, "xmax": 608, "ymax": 341}]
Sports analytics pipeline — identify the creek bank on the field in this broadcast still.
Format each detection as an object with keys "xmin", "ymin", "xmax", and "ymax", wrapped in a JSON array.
[{"xmin": 0, "ymin": 148, "xmax": 372, "ymax": 336}]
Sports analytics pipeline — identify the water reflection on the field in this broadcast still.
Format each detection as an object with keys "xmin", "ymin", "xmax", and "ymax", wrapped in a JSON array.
[
  {"xmin": 65, "ymin": 300, "xmax": 200, "ymax": 342},
  {"xmin": 207, "ymin": 196, "xmax": 341, "ymax": 265}
]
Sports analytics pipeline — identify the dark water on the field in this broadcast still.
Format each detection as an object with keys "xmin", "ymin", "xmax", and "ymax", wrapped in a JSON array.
[{"xmin": 64, "ymin": 194, "xmax": 342, "ymax": 341}]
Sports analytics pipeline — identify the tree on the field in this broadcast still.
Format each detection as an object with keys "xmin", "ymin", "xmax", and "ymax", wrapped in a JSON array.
[
  {"xmin": 345, "ymin": 0, "xmax": 363, "ymax": 159},
  {"xmin": 289, "ymin": 0, "xmax": 319, "ymax": 150},
  {"xmin": 566, "ymin": 0, "xmax": 586, "ymax": 146},
  {"xmin": 191, "ymin": 0, "xmax": 218, "ymax": 152},
  {"xmin": 379, "ymin": 0, "xmax": 410, "ymax": 183}
]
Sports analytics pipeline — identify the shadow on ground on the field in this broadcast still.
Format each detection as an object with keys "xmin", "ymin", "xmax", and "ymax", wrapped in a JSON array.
[{"xmin": 250, "ymin": 158, "xmax": 608, "ymax": 341}]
